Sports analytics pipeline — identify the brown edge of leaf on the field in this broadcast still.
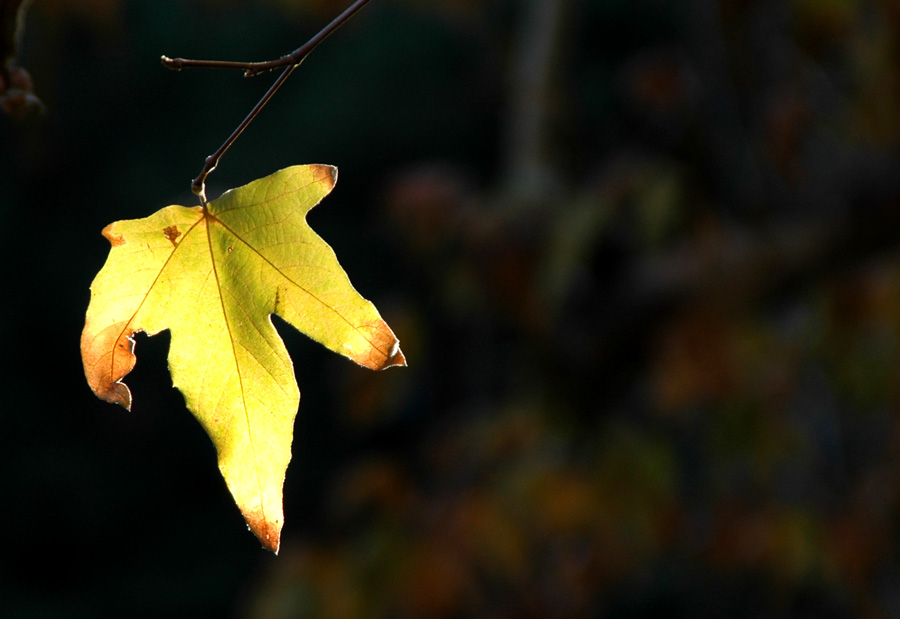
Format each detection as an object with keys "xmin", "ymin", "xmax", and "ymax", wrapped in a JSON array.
[
  {"xmin": 81, "ymin": 223, "xmax": 136, "ymax": 410},
  {"xmin": 81, "ymin": 320, "xmax": 136, "ymax": 410},
  {"xmin": 353, "ymin": 321, "xmax": 407, "ymax": 371},
  {"xmin": 309, "ymin": 163, "xmax": 337, "ymax": 191},
  {"xmin": 244, "ymin": 507, "xmax": 283, "ymax": 554},
  {"xmin": 102, "ymin": 223, "xmax": 126, "ymax": 247},
  {"xmin": 377, "ymin": 340, "xmax": 406, "ymax": 370}
]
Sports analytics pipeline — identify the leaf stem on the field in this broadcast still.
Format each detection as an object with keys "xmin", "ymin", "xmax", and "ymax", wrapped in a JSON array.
[
  {"xmin": 165, "ymin": 0, "xmax": 372, "ymax": 204},
  {"xmin": 190, "ymin": 64, "xmax": 296, "ymax": 203}
]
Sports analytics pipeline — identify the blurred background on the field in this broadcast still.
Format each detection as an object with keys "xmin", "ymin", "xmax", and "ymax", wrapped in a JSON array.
[{"xmin": 3, "ymin": 0, "xmax": 900, "ymax": 616}]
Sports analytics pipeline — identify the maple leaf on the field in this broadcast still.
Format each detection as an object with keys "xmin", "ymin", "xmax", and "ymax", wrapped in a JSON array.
[{"xmin": 81, "ymin": 164, "xmax": 406, "ymax": 552}]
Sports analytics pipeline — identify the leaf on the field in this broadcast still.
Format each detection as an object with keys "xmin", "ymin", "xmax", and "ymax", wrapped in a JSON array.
[{"xmin": 81, "ymin": 165, "xmax": 406, "ymax": 552}]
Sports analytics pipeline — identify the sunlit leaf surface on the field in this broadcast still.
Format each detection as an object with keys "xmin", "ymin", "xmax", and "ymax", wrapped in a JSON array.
[{"xmin": 81, "ymin": 165, "xmax": 405, "ymax": 552}]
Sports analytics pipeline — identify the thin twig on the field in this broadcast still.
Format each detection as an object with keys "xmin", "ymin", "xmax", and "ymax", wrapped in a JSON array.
[
  {"xmin": 164, "ymin": 0, "xmax": 372, "ymax": 204},
  {"xmin": 162, "ymin": 0, "xmax": 371, "ymax": 78}
]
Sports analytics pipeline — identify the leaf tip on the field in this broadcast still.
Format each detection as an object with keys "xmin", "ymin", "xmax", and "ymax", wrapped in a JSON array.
[
  {"xmin": 383, "ymin": 342, "xmax": 407, "ymax": 369},
  {"xmin": 310, "ymin": 164, "xmax": 338, "ymax": 190},
  {"xmin": 244, "ymin": 508, "xmax": 283, "ymax": 554},
  {"xmin": 101, "ymin": 223, "xmax": 125, "ymax": 247},
  {"xmin": 354, "ymin": 326, "xmax": 408, "ymax": 370},
  {"xmin": 101, "ymin": 383, "xmax": 133, "ymax": 410}
]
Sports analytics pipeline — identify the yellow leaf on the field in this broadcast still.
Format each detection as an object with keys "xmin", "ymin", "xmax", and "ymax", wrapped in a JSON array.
[{"xmin": 81, "ymin": 165, "xmax": 405, "ymax": 552}]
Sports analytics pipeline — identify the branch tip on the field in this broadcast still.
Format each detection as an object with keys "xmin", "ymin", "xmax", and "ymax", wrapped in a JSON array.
[{"xmin": 161, "ymin": 55, "xmax": 180, "ymax": 70}]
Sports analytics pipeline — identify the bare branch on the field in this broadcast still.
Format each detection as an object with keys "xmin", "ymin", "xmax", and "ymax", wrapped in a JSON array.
[
  {"xmin": 163, "ymin": 0, "xmax": 373, "ymax": 204},
  {"xmin": 161, "ymin": 0, "xmax": 371, "ymax": 78}
]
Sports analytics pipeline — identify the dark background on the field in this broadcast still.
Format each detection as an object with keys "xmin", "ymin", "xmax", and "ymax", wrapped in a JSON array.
[{"xmin": 4, "ymin": 0, "xmax": 900, "ymax": 616}]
